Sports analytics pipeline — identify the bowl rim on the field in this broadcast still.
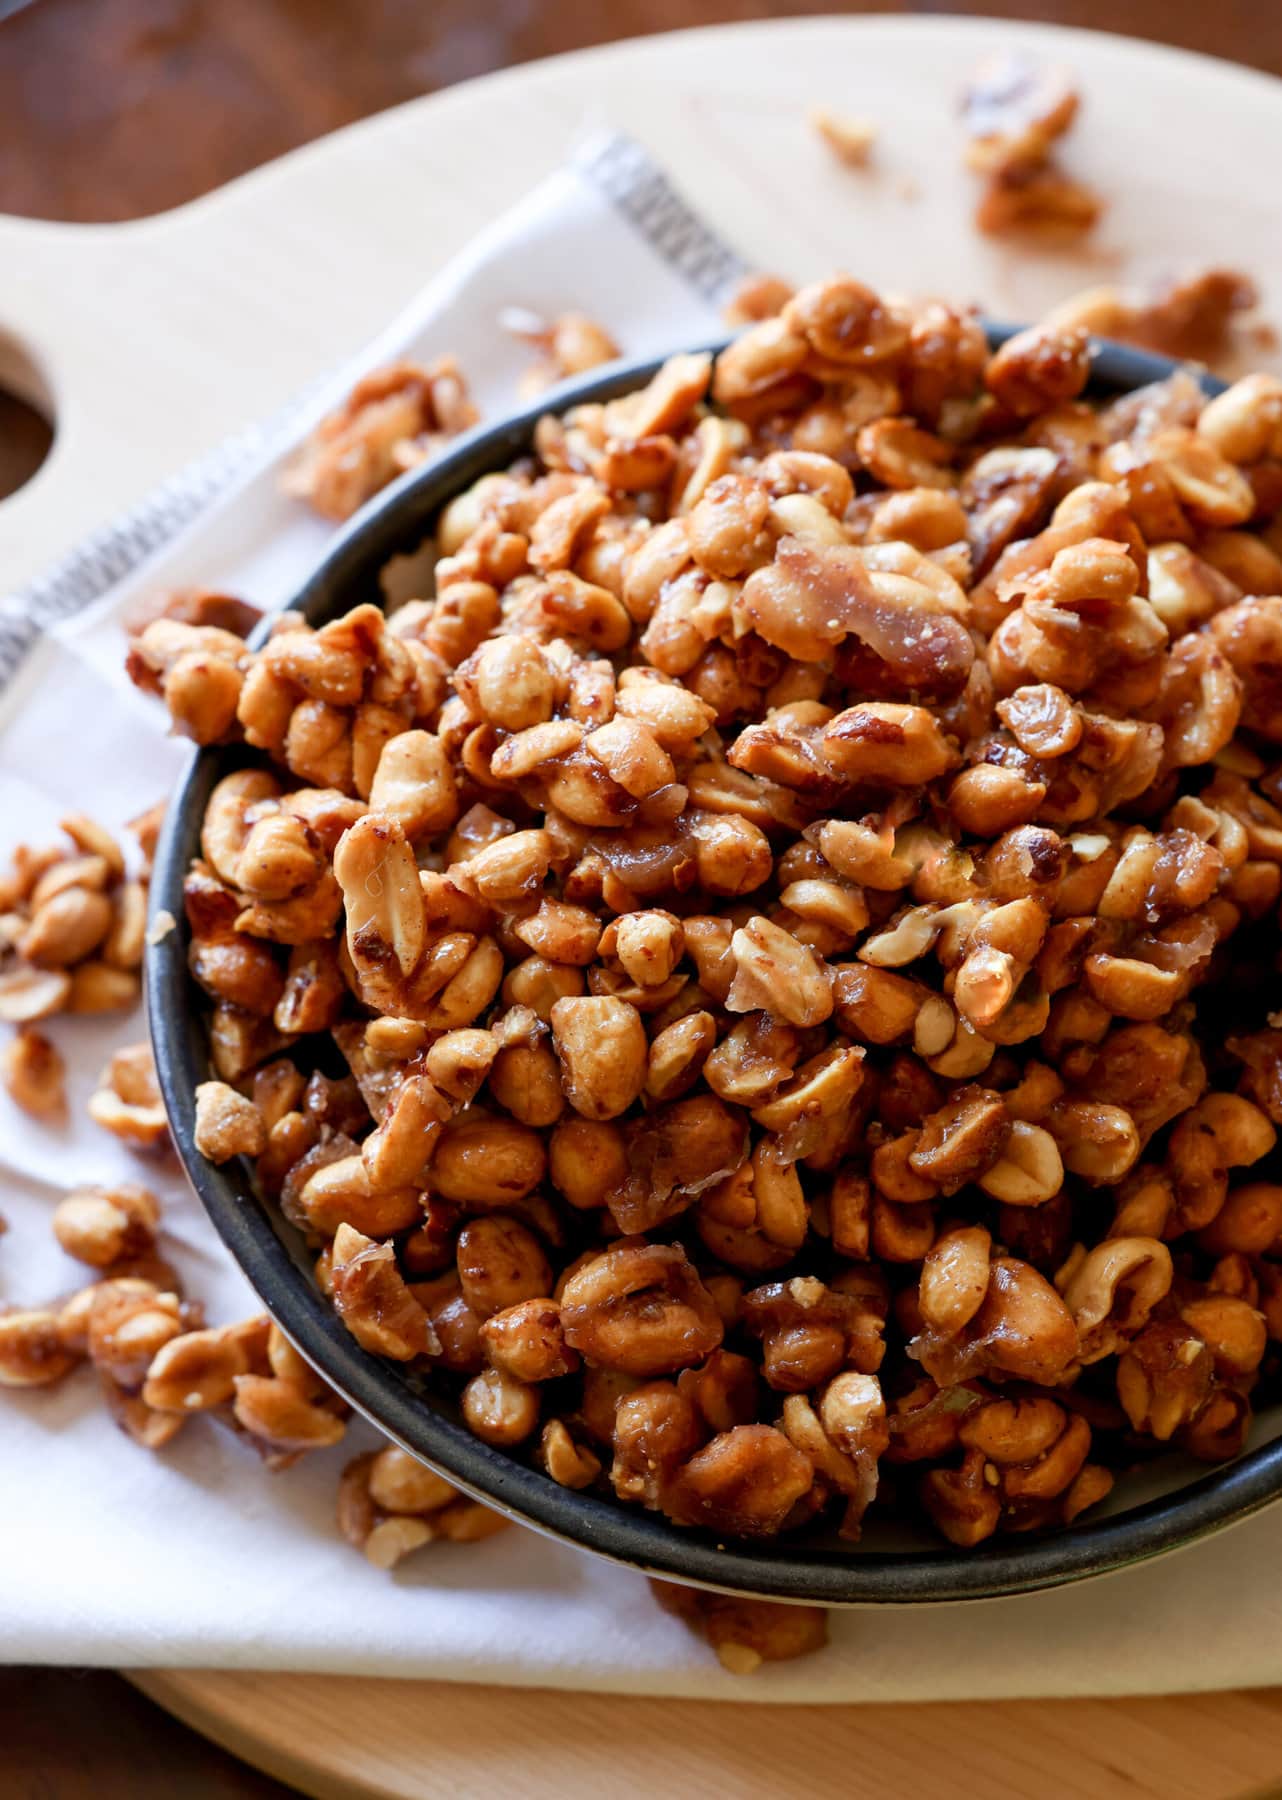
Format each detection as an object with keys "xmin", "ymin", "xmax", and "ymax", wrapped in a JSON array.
[{"xmin": 149, "ymin": 328, "xmax": 1282, "ymax": 1606}]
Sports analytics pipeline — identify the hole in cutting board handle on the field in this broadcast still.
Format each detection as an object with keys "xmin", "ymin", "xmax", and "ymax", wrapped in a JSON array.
[{"xmin": 0, "ymin": 327, "xmax": 55, "ymax": 503}]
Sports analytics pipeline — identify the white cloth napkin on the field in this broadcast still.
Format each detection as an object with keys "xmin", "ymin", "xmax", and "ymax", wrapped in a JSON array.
[{"xmin": 4, "ymin": 132, "xmax": 1282, "ymax": 1702}]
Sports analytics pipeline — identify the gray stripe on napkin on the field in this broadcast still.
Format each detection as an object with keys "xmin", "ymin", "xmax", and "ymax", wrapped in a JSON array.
[
  {"xmin": 572, "ymin": 132, "xmax": 749, "ymax": 304},
  {"xmin": 6, "ymin": 422, "xmax": 278, "ymax": 632}
]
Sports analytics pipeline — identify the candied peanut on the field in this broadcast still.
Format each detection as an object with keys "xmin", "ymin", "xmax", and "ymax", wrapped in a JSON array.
[
  {"xmin": 411, "ymin": 1271, "xmax": 484, "ymax": 1374},
  {"xmin": 97, "ymin": 1374, "xmax": 185, "ymax": 1449},
  {"xmin": 87, "ymin": 1280, "xmax": 185, "ymax": 1387},
  {"xmin": 646, "ymin": 1011, "xmax": 717, "ymax": 1102},
  {"xmin": 456, "ymin": 1216, "xmax": 552, "ymax": 1322},
  {"xmin": 676, "ymin": 1349, "xmax": 758, "ymax": 1435},
  {"xmin": 285, "ymin": 361, "xmax": 477, "ymax": 520},
  {"xmin": 1046, "ymin": 1100, "xmax": 1140, "ymax": 1186},
  {"xmin": 959, "ymin": 1396, "xmax": 1064, "ymax": 1467},
  {"xmin": 986, "ymin": 325, "xmax": 1090, "ymax": 417},
  {"xmin": 909, "ymin": 1086, "xmax": 1010, "ymax": 1192},
  {"xmin": 100, "ymin": 878, "xmax": 148, "ymax": 969},
  {"xmin": 963, "ymin": 53, "xmax": 1077, "ymax": 172},
  {"xmin": 0, "ymin": 1309, "xmax": 81, "ymax": 1387},
  {"xmin": 824, "ymin": 702, "xmax": 958, "ymax": 784},
  {"xmin": 1200, "ymin": 1184, "xmax": 1282, "ymax": 1257},
  {"xmin": 978, "ymin": 1120, "xmax": 1063, "ymax": 1206},
  {"xmin": 337, "ymin": 1455, "xmax": 393, "ymax": 1557},
  {"xmin": 234, "ymin": 811, "xmax": 322, "ymax": 903},
  {"xmin": 713, "ymin": 317, "xmax": 810, "ymax": 409},
  {"xmin": 54, "ymin": 1183, "xmax": 159, "ymax": 1267},
  {"xmin": 458, "ymin": 634, "xmax": 555, "ymax": 731},
  {"xmin": 203, "ymin": 772, "xmax": 279, "ymax": 883},
  {"xmin": 511, "ymin": 900, "xmax": 601, "ymax": 968},
  {"xmin": 1, "ymin": 1027, "xmax": 66, "ymax": 1120},
  {"xmin": 857, "ymin": 417, "xmax": 955, "ymax": 490},
  {"xmin": 1179, "ymin": 1294, "xmax": 1266, "ymax": 1382},
  {"xmin": 743, "ymin": 1276, "xmax": 881, "ymax": 1392},
  {"xmin": 615, "ymin": 669, "xmax": 716, "ymax": 746},
  {"xmin": 368, "ymin": 730, "xmax": 458, "ymax": 839},
  {"xmin": 918, "ymin": 1226, "xmax": 991, "ymax": 1336},
  {"xmin": 454, "ymin": 830, "xmax": 552, "ymax": 907},
  {"xmin": 432, "ymin": 1497, "xmax": 512, "ymax": 1543},
  {"xmin": 789, "ymin": 1373, "xmax": 888, "ymax": 1524},
  {"xmin": 721, "ymin": 273, "xmax": 795, "ymax": 328},
  {"xmin": 706, "ymin": 1141, "xmax": 808, "ymax": 1252},
  {"xmin": 418, "ymin": 935, "xmax": 504, "ymax": 1029},
  {"xmin": 481, "ymin": 1298, "xmax": 577, "ymax": 1384},
  {"xmin": 193, "ymin": 1080, "xmax": 268, "ymax": 1163},
  {"xmin": 725, "ymin": 915, "xmax": 832, "ymax": 1028},
  {"xmin": 0, "ymin": 963, "xmax": 72, "ymax": 1024},
  {"xmin": 665, "ymin": 1423, "xmax": 813, "ymax": 1538},
  {"xmin": 331, "ymin": 1224, "xmax": 437, "ymax": 1361},
  {"xmin": 943, "ymin": 1256, "xmax": 1077, "ymax": 1385},
  {"xmin": 67, "ymin": 962, "xmax": 140, "ymax": 1014},
  {"xmin": 560, "ymin": 1242, "xmax": 723, "ymax": 1376},
  {"xmin": 975, "ymin": 164, "xmax": 1101, "ymax": 238},
  {"xmin": 549, "ymin": 995, "xmax": 647, "ymax": 1120},
  {"xmin": 539, "ymin": 1418, "xmax": 601, "ymax": 1489},
  {"xmin": 88, "ymin": 1043, "xmax": 169, "ymax": 1149},
  {"xmin": 830, "ymin": 963, "xmax": 937, "ymax": 1046},
  {"xmin": 808, "ymin": 104, "xmax": 876, "ymax": 166},
  {"xmin": 687, "ymin": 474, "xmax": 771, "ymax": 579},
  {"xmin": 231, "ymin": 1372, "xmax": 346, "ymax": 1452},
  {"xmin": 1179, "ymin": 1387, "xmax": 1253, "ymax": 1462},
  {"xmin": 426, "ymin": 584, "xmax": 505, "ymax": 668},
  {"xmin": 548, "ymin": 1116, "xmax": 627, "ymax": 1210},
  {"xmin": 603, "ymin": 911, "xmax": 683, "ymax": 988},
  {"xmin": 1117, "ymin": 1320, "xmax": 1213, "ymax": 1441},
  {"xmin": 610, "ymin": 1382, "xmax": 703, "ymax": 1508},
  {"xmin": 127, "ymin": 620, "xmax": 247, "ymax": 742},
  {"xmin": 462, "ymin": 1365, "xmax": 541, "ymax": 1445},
  {"xmin": 784, "ymin": 276, "xmax": 907, "ymax": 366},
  {"xmin": 1062, "ymin": 1237, "xmax": 1173, "ymax": 1358},
  {"xmin": 683, "ymin": 811, "xmax": 773, "ymax": 898},
  {"xmin": 651, "ymin": 1578, "xmax": 827, "ymax": 1672},
  {"xmin": 484, "ymin": 1039, "xmax": 562, "ymax": 1128},
  {"xmin": 431, "ymin": 1116, "xmax": 545, "ymax": 1204},
  {"xmin": 19, "ymin": 885, "xmax": 113, "ymax": 968},
  {"xmin": 367, "ymin": 1446, "xmax": 457, "ymax": 1515},
  {"xmin": 750, "ymin": 1044, "xmax": 865, "ymax": 1143},
  {"xmin": 293, "ymin": 1148, "xmax": 419, "ymax": 1240},
  {"xmin": 1168, "ymin": 1093, "xmax": 1276, "ymax": 1231},
  {"xmin": 333, "ymin": 813, "xmax": 426, "ymax": 1009},
  {"xmin": 141, "ymin": 1319, "xmax": 263, "ymax": 1411}
]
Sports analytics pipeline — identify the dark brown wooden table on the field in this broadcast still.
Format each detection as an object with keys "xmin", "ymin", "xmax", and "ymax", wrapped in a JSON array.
[
  {"xmin": 3, "ymin": 0, "xmax": 1282, "ymax": 226},
  {"xmin": 4, "ymin": 2, "xmax": 1281, "ymax": 1793}
]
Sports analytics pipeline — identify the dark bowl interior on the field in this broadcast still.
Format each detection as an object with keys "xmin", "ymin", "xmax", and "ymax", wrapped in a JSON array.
[{"xmin": 148, "ymin": 329, "xmax": 1282, "ymax": 1606}]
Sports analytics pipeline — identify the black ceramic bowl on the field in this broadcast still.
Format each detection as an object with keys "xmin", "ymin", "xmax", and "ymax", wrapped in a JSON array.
[{"xmin": 149, "ymin": 331, "xmax": 1282, "ymax": 1605}]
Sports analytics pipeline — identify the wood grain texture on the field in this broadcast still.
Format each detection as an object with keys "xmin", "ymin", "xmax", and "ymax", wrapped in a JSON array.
[
  {"xmin": 1, "ymin": 0, "xmax": 1280, "ymax": 223},
  {"xmin": 3, "ymin": 1668, "xmax": 293, "ymax": 1800},
  {"xmin": 131, "ymin": 1669, "xmax": 1282, "ymax": 1800}
]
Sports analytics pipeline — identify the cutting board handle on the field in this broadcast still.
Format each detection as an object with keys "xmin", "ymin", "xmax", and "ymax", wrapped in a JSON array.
[
  {"xmin": 0, "ymin": 216, "xmax": 113, "ymax": 411},
  {"xmin": 0, "ymin": 211, "xmax": 184, "ymax": 580},
  {"xmin": 0, "ymin": 132, "xmax": 359, "ymax": 589}
]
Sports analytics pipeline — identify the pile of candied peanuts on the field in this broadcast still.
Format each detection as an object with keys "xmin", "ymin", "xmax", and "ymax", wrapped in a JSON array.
[
  {"xmin": 128, "ymin": 272, "xmax": 1282, "ymax": 1554},
  {"xmin": 1, "ymin": 1154, "xmax": 807, "ymax": 1670},
  {"xmin": 0, "ymin": 1173, "xmax": 505, "ymax": 1553}
]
